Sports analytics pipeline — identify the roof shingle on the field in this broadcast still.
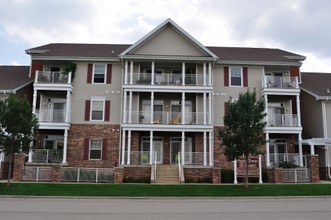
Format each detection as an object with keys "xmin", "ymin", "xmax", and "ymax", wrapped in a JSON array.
[{"xmin": 0, "ymin": 66, "xmax": 32, "ymax": 91}]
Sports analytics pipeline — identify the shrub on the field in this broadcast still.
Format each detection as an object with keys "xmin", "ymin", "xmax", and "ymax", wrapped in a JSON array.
[
  {"xmin": 278, "ymin": 161, "xmax": 298, "ymax": 169},
  {"xmin": 123, "ymin": 176, "xmax": 150, "ymax": 183},
  {"xmin": 221, "ymin": 169, "xmax": 234, "ymax": 183}
]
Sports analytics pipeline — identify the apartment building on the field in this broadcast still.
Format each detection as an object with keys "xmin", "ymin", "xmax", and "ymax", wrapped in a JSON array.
[{"xmin": 23, "ymin": 19, "xmax": 307, "ymax": 183}]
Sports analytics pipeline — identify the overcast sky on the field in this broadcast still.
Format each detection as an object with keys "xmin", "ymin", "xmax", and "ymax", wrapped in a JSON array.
[{"xmin": 0, "ymin": 0, "xmax": 330, "ymax": 72}]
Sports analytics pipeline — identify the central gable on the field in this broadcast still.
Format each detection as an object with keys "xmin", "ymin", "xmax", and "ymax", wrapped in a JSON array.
[
  {"xmin": 120, "ymin": 18, "xmax": 217, "ymax": 59},
  {"xmin": 132, "ymin": 25, "xmax": 207, "ymax": 56}
]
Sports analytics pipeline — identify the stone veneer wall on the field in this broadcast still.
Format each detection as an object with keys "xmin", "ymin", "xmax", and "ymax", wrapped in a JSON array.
[{"xmin": 67, "ymin": 124, "xmax": 120, "ymax": 168}]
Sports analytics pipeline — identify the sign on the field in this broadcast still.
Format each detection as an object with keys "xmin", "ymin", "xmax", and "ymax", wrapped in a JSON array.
[{"xmin": 236, "ymin": 156, "xmax": 259, "ymax": 177}]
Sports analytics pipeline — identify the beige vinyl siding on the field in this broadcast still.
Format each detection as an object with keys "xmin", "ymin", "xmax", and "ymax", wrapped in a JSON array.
[{"xmin": 70, "ymin": 63, "xmax": 122, "ymax": 124}]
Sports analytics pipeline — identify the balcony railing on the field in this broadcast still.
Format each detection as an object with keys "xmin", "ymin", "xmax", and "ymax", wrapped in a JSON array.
[
  {"xmin": 123, "ymin": 151, "xmax": 209, "ymax": 165},
  {"xmin": 125, "ymin": 111, "xmax": 209, "ymax": 125},
  {"xmin": 35, "ymin": 109, "xmax": 66, "ymax": 123},
  {"xmin": 269, "ymin": 153, "xmax": 300, "ymax": 167},
  {"xmin": 32, "ymin": 149, "xmax": 63, "ymax": 163},
  {"xmin": 128, "ymin": 73, "xmax": 209, "ymax": 86},
  {"xmin": 36, "ymin": 71, "xmax": 70, "ymax": 84},
  {"xmin": 267, "ymin": 114, "xmax": 298, "ymax": 127},
  {"xmin": 262, "ymin": 76, "xmax": 298, "ymax": 89}
]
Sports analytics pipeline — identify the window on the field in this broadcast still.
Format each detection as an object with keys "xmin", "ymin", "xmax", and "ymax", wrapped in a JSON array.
[
  {"xmin": 89, "ymin": 139, "xmax": 102, "ymax": 160},
  {"xmin": 91, "ymin": 99, "xmax": 104, "ymax": 121},
  {"xmin": 230, "ymin": 67, "xmax": 242, "ymax": 86},
  {"xmin": 93, "ymin": 64, "xmax": 106, "ymax": 83}
]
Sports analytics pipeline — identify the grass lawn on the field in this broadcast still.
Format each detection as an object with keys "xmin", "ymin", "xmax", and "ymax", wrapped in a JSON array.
[{"xmin": 0, "ymin": 183, "xmax": 331, "ymax": 197}]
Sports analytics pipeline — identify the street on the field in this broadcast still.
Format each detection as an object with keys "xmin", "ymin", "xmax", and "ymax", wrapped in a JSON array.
[{"xmin": 0, "ymin": 197, "xmax": 330, "ymax": 220}]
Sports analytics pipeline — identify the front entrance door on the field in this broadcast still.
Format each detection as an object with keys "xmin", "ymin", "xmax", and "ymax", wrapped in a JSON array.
[
  {"xmin": 141, "ymin": 137, "xmax": 163, "ymax": 164},
  {"xmin": 170, "ymin": 137, "xmax": 193, "ymax": 164}
]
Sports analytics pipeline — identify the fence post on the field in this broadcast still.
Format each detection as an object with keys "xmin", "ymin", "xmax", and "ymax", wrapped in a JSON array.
[
  {"xmin": 96, "ymin": 169, "xmax": 99, "ymax": 183},
  {"xmin": 36, "ymin": 167, "xmax": 39, "ymax": 182},
  {"xmin": 77, "ymin": 168, "xmax": 80, "ymax": 182},
  {"xmin": 233, "ymin": 159, "xmax": 238, "ymax": 184},
  {"xmin": 294, "ymin": 169, "xmax": 297, "ymax": 183},
  {"xmin": 259, "ymin": 155, "xmax": 263, "ymax": 184}
]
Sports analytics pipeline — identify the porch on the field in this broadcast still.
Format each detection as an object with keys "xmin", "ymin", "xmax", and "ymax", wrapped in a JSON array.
[{"xmin": 261, "ymin": 76, "xmax": 299, "ymax": 90}]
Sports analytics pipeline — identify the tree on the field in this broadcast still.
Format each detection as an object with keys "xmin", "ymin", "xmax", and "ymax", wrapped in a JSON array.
[
  {"xmin": 219, "ymin": 89, "xmax": 266, "ymax": 188},
  {"xmin": 0, "ymin": 94, "xmax": 38, "ymax": 187}
]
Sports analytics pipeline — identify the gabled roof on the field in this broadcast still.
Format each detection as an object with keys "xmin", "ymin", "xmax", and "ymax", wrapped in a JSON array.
[
  {"xmin": 120, "ymin": 18, "xmax": 218, "ymax": 59},
  {"xmin": 207, "ymin": 47, "xmax": 305, "ymax": 65},
  {"xmin": 0, "ymin": 66, "xmax": 32, "ymax": 92},
  {"xmin": 301, "ymin": 72, "xmax": 331, "ymax": 99},
  {"xmin": 26, "ymin": 43, "xmax": 130, "ymax": 60}
]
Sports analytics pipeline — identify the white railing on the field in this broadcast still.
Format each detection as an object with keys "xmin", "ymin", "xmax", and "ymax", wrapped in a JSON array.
[
  {"xmin": 124, "ymin": 151, "xmax": 150, "ymax": 165},
  {"xmin": 269, "ymin": 153, "xmax": 300, "ymax": 167},
  {"xmin": 126, "ymin": 111, "xmax": 209, "ymax": 125},
  {"xmin": 22, "ymin": 166, "xmax": 52, "ymax": 182},
  {"xmin": 283, "ymin": 168, "xmax": 311, "ymax": 183},
  {"xmin": 36, "ymin": 71, "xmax": 70, "ymax": 84},
  {"xmin": 262, "ymin": 76, "xmax": 298, "ymax": 89},
  {"xmin": 35, "ymin": 109, "xmax": 66, "ymax": 123},
  {"xmin": 32, "ymin": 149, "xmax": 63, "ymax": 163},
  {"xmin": 267, "ymin": 114, "xmax": 298, "ymax": 127},
  {"xmin": 129, "ymin": 73, "xmax": 208, "ymax": 86},
  {"xmin": 183, "ymin": 152, "xmax": 210, "ymax": 165},
  {"xmin": 61, "ymin": 167, "xmax": 114, "ymax": 183}
]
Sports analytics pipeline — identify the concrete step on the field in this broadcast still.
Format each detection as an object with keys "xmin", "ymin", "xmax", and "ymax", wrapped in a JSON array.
[{"xmin": 155, "ymin": 165, "xmax": 180, "ymax": 184}]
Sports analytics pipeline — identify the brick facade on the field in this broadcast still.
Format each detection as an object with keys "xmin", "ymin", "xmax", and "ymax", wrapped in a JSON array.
[
  {"xmin": 307, "ymin": 155, "xmax": 319, "ymax": 183},
  {"xmin": 13, "ymin": 153, "xmax": 25, "ymax": 181},
  {"xmin": 67, "ymin": 124, "xmax": 120, "ymax": 168}
]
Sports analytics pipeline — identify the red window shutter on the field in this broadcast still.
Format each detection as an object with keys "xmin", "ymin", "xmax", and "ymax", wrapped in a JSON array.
[
  {"xmin": 224, "ymin": 67, "xmax": 229, "ymax": 86},
  {"xmin": 243, "ymin": 67, "xmax": 248, "ymax": 87},
  {"xmin": 102, "ymin": 138, "xmax": 107, "ymax": 160},
  {"xmin": 106, "ymin": 64, "xmax": 112, "ymax": 84},
  {"xmin": 85, "ymin": 100, "xmax": 91, "ymax": 121},
  {"xmin": 84, "ymin": 138, "xmax": 90, "ymax": 160},
  {"xmin": 104, "ymin": 100, "xmax": 110, "ymax": 121},
  {"xmin": 224, "ymin": 102, "xmax": 229, "ymax": 115},
  {"xmin": 87, "ymin": 64, "xmax": 93, "ymax": 83}
]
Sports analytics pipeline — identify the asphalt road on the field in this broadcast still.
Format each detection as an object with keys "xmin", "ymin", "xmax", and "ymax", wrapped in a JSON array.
[{"xmin": 0, "ymin": 197, "xmax": 330, "ymax": 220}]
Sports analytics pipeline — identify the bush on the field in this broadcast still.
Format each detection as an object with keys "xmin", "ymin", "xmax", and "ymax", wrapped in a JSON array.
[
  {"xmin": 278, "ymin": 161, "xmax": 298, "ymax": 169},
  {"xmin": 185, "ymin": 176, "xmax": 212, "ymax": 183},
  {"xmin": 221, "ymin": 169, "xmax": 234, "ymax": 183},
  {"xmin": 123, "ymin": 176, "xmax": 150, "ymax": 183}
]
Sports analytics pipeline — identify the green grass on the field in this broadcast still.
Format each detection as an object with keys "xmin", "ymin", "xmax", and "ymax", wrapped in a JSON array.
[{"xmin": 0, "ymin": 183, "xmax": 331, "ymax": 197}]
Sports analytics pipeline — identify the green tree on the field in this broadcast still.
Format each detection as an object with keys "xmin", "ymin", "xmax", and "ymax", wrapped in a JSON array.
[
  {"xmin": 0, "ymin": 94, "xmax": 38, "ymax": 187},
  {"xmin": 219, "ymin": 89, "xmax": 266, "ymax": 188}
]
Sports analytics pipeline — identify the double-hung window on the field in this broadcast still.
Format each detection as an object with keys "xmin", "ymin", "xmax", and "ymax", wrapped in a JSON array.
[
  {"xmin": 230, "ymin": 67, "xmax": 243, "ymax": 87},
  {"xmin": 89, "ymin": 139, "xmax": 102, "ymax": 160},
  {"xmin": 91, "ymin": 98, "xmax": 105, "ymax": 121},
  {"xmin": 93, "ymin": 64, "xmax": 106, "ymax": 83}
]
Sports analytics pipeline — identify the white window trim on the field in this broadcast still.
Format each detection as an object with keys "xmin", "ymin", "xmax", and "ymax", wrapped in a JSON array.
[
  {"xmin": 90, "ymin": 97, "xmax": 105, "ymax": 121},
  {"xmin": 89, "ymin": 138, "xmax": 103, "ymax": 160},
  {"xmin": 93, "ymin": 63, "xmax": 107, "ymax": 84},
  {"xmin": 229, "ymin": 66, "xmax": 243, "ymax": 87}
]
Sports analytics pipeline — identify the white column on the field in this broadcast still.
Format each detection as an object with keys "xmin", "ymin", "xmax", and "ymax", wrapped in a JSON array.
[
  {"xmin": 151, "ymin": 61, "xmax": 155, "ymax": 85},
  {"xmin": 124, "ymin": 61, "xmax": 128, "ymax": 85},
  {"xmin": 203, "ymin": 93, "xmax": 207, "ymax": 124},
  {"xmin": 149, "ymin": 131, "xmax": 153, "ymax": 165},
  {"xmin": 68, "ymin": 71, "xmax": 72, "ymax": 83},
  {"xmin": 121, "ymin": 130, "xmax": 126, "ymax": 164},
  {"xmin": 129, "ymin": 61, "xmax": 133, "ymax": 85},
  {"xmin": 208, "ymin": 62, "xmax": 212, "ymax": 86},
  {"xmin": 310, "ymin": 144, "xmax": 315, "ymax": 155},
  {"xmin": 266, "ymin": 133, "xmax": 270, "ymax": 167},
  {"xmin": 296, "ymin": 95, "xmax": 302, "ymax": 127},
  {"xmin": 208, "ymin": 92, "xmax": 212, "ymax": 124},
  {"xmin": 65, "ymin": 91, "xmax": 71, "ymax": 123},
  {"xmin": 29, "ymin": 88, "xmax": 38, "ymax": 162},
  {"xmin": 123, "ymin": 91, "xmax": 127, "ymax": 123},
  {"xmin": 298, "ymin": 133, "xmax": 303, "ymax": 167},
  {"xmin": 203, "ymin": 63, "xmax": 206, "ymax": 86},
  {"xmin": 209, "ymin": 131, "xmax": 213, "ymax": 166},
  {"xmin": 62, "ymin": 129, "xmax": 68, "ymax": 164},
  {"xmin": 181, "ymin": 131, "xmax": 185, "ymax": 165},
  {"xmin": 150, "ymin": 92, "xmax": 154, "ymax": 124},
  {"xmin": 127, "ymin": 130, "xmax": 131, "ymax": 165},
  {"xmin": 182, "ymin": 92, "xmax": 185, "ymax": 124},
  {"xmin": 264, "ymin": 95, "xmax": 268, "ymax": 125},
  {"xmin": 182, "ymin": 62, "xmax": 185, "ymax": 86},
  {"xmin": 128, "ymin": 91, "xmax": 132, "ymax": 123},
  {"xmin": 203, "ymin": 131, "xmax": 207, "ymax": 166}
]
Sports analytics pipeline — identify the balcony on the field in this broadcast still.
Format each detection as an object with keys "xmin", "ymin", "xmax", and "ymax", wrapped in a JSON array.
[
  {"xmin": 35, "ymin": 109, "xmax": 66, "ymax": 123},
  {"xmin": 31, "ymin": 149, "xmax": 63, "ymax": 163},
  {"xmin": 126, "ymin": 73, "xmax": 210, "ymax": 86},
  {"xmin": 36, "ymin": 71, "xmax": 70, "ymax": 84},
  {"xmin": 267, "ymin": 114, "xmax": 298, "ymax": 127},
  {"xmin": 124, "ymin": 111, "xmax": 209, "ymax": 125}
]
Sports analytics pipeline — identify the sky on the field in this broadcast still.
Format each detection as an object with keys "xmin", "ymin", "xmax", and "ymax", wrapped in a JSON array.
[{"xmin": 0, "ymin": 0, "xmax": 330, "ymax": 72}]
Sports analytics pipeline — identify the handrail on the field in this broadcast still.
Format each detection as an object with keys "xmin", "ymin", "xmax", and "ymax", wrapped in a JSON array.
[
  {"xmin": 177, "ymin": 152, "xmax": 184, "ymax": 183},
  {"xmin": 154, "ymin": 152, "xmax": 157, "ymax": 182}
]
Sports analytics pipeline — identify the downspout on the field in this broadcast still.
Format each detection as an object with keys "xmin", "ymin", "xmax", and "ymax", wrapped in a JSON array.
[{"xmin": 322, "ymin": 97, "xmax": 331, "ymax": 179}]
